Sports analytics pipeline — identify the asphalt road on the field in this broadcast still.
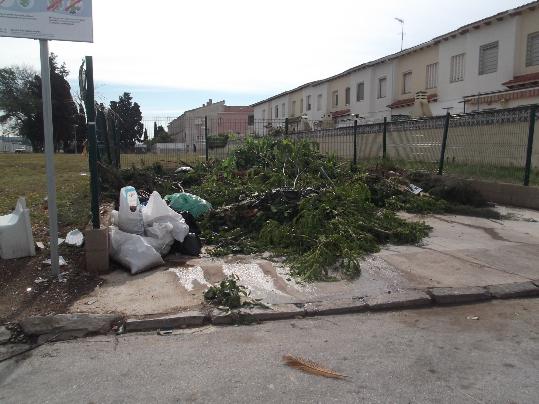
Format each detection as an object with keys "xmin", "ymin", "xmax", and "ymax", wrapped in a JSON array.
[{"xmin": 1, "ymin": 299, "xmax": 538, "ymax": 404}]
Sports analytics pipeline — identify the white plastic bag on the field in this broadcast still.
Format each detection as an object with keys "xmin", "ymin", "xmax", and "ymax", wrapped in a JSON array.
[
  {"xmin": 142, "ymin": 191, "xmax": 189, "ymax": 242},
  {"xmin": 65, "ymin": 229, "xmax": 84, "ymax": 247},
  {"xmin": 109, "ymin": 226, "xmax": 164, "ymax": 274},
  {"xmin": 118, "ymin": 186, "xmax": 144, "ymax": 235},
  {"xmin": 110, "ymin": 210, "xmax": 119, "ymax": 226},
  {"xmin": 144, "ymin": 222, "xmax": 175, "ymax": 256}
]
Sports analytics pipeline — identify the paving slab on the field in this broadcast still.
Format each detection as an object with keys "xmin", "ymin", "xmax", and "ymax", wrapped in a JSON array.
[
  {"xmin": 486, "ymin": 282, "xmax": 539, "ymax": 299},
  {"xmin": 429, "ymin": 286, "xmax": 491, "ymax": 305},
  {"xmin": 378, "ymin": 212, "xmax": 539, "ymax": 288}
]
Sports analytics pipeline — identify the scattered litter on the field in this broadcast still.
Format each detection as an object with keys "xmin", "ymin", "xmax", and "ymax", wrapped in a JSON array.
[
  {"xmin": 164, "ymin": 192, "xmax": 212, "ymax": 219},
  {"xmin": 43, "ymin": 256, "xmax": 67, "ymax": 266},
  {"xmin": 466, "ymin": 316, "xmax": 479, "ymax": 320},
  {"xmin": 0, "ymin": 197, "xmax": 36, "ymax": 259},
  {"xmin": 158, "ymin": 325, "xmax": 215, "ymax": 336},
  {"xmin": 407, "ymin": 184, "xmax": 423, "ymax": 195},
  {"xmin": 175, "ymin": 166, "xmax": 193, "ymax": 173},
  {"xmin": 34, "ymin": 277, "xmax": 47, "ymax": 284},
  {"xmin": 116, "ymin": 324, "xmax": 125, "ymax": 335},
  {"xmin": 65, "ymin": 229, "xmax": 84, "ymax": 247},
  {"xmin": 80, "ymin": 172, "xmax": 88, "ymax": 176},
  {"xmin": 86, "ymin": 299, "xmax": 97, "ymax": 305},
  {"xmin": 36, "ymin": 241, "xmax": 45, "ymax": 250},
  {"xmin": 26, "ymin": 287, "xmax": 32, "ymax": 292},
  {"xmin": 283, "ymin": 354, "xmax": 347, "ymax": 379}
]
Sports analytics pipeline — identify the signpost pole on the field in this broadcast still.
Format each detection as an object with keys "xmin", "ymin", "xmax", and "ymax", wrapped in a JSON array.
[{"xmin": 39, "ymin": 39, "xmax": 59, "ymax": 277}]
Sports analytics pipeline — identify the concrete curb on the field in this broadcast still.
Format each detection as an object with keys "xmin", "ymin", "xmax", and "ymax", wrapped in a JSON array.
[
  {"xmin": 12, "ymin": 282, "xmax": 539, "ymax": 340},
  {"xmin": 428, "ymin": 286, "xmax": 491, "ymax": 305}
]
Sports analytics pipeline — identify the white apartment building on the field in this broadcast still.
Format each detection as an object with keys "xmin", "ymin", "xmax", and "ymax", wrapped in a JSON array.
[{"xmin": 252, "ymin": 1, "xmax": 539, "ymax": 127}]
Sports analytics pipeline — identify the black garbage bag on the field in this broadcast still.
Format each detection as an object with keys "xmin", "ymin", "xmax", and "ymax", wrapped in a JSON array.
[
  {"xmin": 180, "ymin": 211, "xmax": 201, "ymax": 234},
  {"xmin": 172, "ymin": 233, "xmax": 202, "ymax": 256}
]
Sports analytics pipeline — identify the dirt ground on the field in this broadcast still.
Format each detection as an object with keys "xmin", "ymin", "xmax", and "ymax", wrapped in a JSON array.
[{"xmin": 0, "ymin": 245, "xmax": 102, "ymax": 323}]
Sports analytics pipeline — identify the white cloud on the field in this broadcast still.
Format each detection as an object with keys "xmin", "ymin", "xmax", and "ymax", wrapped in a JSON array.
[{"xmin": 0, "ymin": 0, "xmax": 527, "ymax": 95}]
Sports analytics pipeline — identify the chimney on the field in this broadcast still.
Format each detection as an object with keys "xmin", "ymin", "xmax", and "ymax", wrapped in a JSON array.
[{"xmin": 207, "ymin": 98, "xmax": 212, "ymax": 105}]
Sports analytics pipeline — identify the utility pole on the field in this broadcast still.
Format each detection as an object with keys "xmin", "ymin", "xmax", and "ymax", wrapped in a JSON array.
[{"xmin": 395, "ymin": 18, "xmax": 404, "ymax": 51}]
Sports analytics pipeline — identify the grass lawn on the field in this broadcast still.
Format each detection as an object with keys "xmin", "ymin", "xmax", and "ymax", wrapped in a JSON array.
[{"xmin": 0, "ymin": 153, "xmax": 90, "ymax": 238}]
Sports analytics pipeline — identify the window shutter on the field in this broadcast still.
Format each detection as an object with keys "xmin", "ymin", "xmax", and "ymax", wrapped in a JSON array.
[
  {"xmin": 479, "ymin": 42, "xmax": 498, "ymax": 75},
  {"xmin": 527, "ymin": 32, "xmax": 539, "ymax": 67}
]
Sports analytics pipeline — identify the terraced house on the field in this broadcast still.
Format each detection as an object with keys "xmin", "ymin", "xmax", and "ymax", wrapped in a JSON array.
[{"xmin": 252, "ymin": 1, "xmax": 539, "ymax": 128}]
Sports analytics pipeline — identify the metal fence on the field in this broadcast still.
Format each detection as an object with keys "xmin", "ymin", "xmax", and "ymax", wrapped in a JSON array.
[{"xmin": 121, "ymin": 105, "xmax": 538, "ymax": 186}]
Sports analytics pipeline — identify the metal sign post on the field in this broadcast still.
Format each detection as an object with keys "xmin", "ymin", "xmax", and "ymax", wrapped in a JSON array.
[
  {"xmin": 39, "ymin": 39, "xmax": 60, "ymax": 276},
  {"xmin": 1, "ymin": 1, "xmax": 93, "ymax": 276}
]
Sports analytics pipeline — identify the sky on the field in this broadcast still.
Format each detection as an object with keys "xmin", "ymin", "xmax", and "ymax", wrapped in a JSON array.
[{"xmin": 0, "ymin": 0, "xmax": 530, "ymax": 120}]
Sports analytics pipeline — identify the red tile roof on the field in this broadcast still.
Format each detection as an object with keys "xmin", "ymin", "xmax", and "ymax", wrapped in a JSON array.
[
  {"xmin": 331, "ymin": 109, "xmax": 351, "ymax": 118},
  {"xmin": 388, "ymin": 94, "xmax": 438, "ymax": 109},
  {"xmin": 502, "ymin": 72, "xmax": 539, "ymax": 88}
]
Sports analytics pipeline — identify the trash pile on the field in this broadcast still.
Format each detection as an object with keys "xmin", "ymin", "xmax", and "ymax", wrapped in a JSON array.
[
  {"xmin": 108, "ymin": 186, "xmax": 210, "ymax": 274},
  {"xmin": 102, "ymin": 137, "xmax": 495, "ymax": 281}
]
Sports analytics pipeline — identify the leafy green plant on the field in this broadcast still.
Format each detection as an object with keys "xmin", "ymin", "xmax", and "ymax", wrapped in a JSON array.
[{"xmin": 203, "ymin": 275, "xmax": 248, "ymax": 309}]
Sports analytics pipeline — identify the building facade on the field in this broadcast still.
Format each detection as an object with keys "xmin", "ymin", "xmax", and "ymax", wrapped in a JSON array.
[
  {"xmin": 168, "ymin": 99, "xmax": 254, "ymax": 153},
  {"xmin": 251, "ymin": 1, "xmax": 539, "ymax": 128}
]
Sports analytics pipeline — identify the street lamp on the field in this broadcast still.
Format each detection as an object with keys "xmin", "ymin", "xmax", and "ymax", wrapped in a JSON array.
[{"xmin": 395, "ymin": 18, "xmax": 404, "ymax": 51}]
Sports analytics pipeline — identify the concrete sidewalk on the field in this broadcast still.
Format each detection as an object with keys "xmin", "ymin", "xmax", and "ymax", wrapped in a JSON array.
[{"xmin": 68, "ymin": 206, "xmax": 539, "ymax": 318}]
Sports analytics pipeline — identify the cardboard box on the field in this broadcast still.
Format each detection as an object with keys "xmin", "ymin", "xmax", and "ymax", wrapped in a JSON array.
[{"xmin": 84, "ymin": 227, "xmax": 109, "ymax": 274}]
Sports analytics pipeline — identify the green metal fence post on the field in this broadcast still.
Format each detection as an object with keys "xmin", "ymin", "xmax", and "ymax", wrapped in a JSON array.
[
  {"xmin": 438, "ymin": 112, "xmax": 451, "ymax": 176},
  {"xmin": 524, "ymin": 104, "xmax": 537, "ymax": 186},
  {"xmin": 382, "ymin": 117, "xmax": 387, "ymax": 159},
  {"xmin": 353, "ymin": 119, "xmax": 358, "ymax": 167},
  {"xmin": 85, "ymin": 56, "xmax": 100, "ymax": 229},
  {"xmin": 205, "ymin": 115, "xmax": 209, "ymax": 161}
]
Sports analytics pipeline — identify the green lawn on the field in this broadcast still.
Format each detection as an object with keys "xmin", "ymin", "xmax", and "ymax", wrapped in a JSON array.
[{"xmin": 0, "ymin": 154, "xmax": 90, "ymax": 237}]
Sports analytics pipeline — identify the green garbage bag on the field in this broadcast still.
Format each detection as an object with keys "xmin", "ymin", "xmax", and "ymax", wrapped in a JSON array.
[{"xmin": 164, "ymin": 192, "xmax": 212, "ymax": 219}]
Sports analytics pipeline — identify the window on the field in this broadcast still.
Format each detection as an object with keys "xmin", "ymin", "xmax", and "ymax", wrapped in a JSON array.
[
  {"xmin": 450, "ymin": 53, "xmax": 465, "ymax": 82},
  {"xmin": 282, "ymin": 103, "xmax": 285, "ymax": 118},
  {"xmin": 306, "ymin": 95, "xmax": 312, "ymax": 111},
  {"xmin": 479, "ymin": 41, "xmax": 499, "ymax": 75},
  {"xmin": 332, "ymin": 90, "xmax": 338, "ymax": 107},
  {"xmin": 291, "ymin": 101, "xmax": 296, "ymax": 117},
  {"xmin": 300, "ymin": 98, "xmax": 303, "ymax": 114},
  {"xmin": 378, "ymin": 77, "xmax": 387, "ymax": 98},
  {"xmin": 247, "ymin": 115, "xmax": 254, "ymax": 125},
  {"xmin": 317, "ymin": 94, "xmax": 322, "ymax": 111},
  {"xmin": 402, "ymin": 71, "xmax": 412, "ymax": 94},
  {"xmin": 345, "ymin": 87, "xmax": 351, "ymax": 105},
  {"xmin": 356, "ymin": 82, "xmax": 365, "ymax": 101},
  {"xmin": 526, "ymin": 31, "xmax": 539, "ymax": 67},
  {"xmin": 274, "ymin": 105, "xmax": 278, "ymax": 118},
  {"xmin": 426, "ymin": 63, "xmax": 438, "ymax": 89}
]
